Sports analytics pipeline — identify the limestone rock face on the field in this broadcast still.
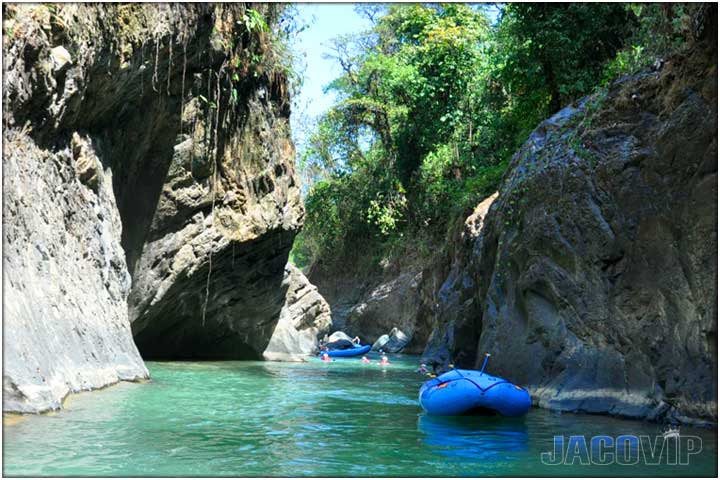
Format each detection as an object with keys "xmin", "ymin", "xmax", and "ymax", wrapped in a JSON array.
[
  {"xmin": 3, "ymin": 4, "xmax": 322, "ymax": 411},
  {"xmin": 424, "ymin": 45, "xmax": 717, "ymax": 424},
  {"xmin": 263, "ymin": 264, "xmax": 332, "ymax": 362},
  {"xmin": 3, "ymin": 130, "xmax": 148, "ymax": 413},
  {"xmin": 127, "ymin": 80, "xmax": 304, "ymax": 358}
]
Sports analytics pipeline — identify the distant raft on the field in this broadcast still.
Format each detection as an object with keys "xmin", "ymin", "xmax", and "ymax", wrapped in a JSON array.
[
  {"xmin": 320, "ymin": 344, "xmax": 372, "ymax": 358},
  {"xmin": 419, "ymin": 368, "xmax": 531, "ymax": 417}
]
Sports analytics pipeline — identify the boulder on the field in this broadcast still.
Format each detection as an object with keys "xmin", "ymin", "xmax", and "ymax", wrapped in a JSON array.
[
  {"xmin": 382, "ymin": 328, "xmax": 411, "ymax": 353},
  {"xmin": 263, "ymin": 264, "xmax": 332, "ymax": 362},
  {"xmin": 372, "ymin": 334, "xmax": 390, "ymax": 351},
  {"xmin": 371, "ymin": 328, "xmax": 411, "ymax": 353},
  {"xmin": 327, "ymin": 331, "xmax": 354, "ymax": 343}
]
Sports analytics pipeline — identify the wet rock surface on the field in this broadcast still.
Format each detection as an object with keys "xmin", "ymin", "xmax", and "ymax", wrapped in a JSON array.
[{"xmin": 367, "ymin": 327, "xmax": 413, "ymax": 353}]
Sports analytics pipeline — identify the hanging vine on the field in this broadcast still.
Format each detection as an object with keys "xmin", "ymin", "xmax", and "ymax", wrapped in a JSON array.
[
  {"xmin": 151, "ymin": 37, "xmax": 160, "ymax": 92},
  {"xmin": 166, "ymin": 34, "xmax": 173, "ymax": 95},
  {"xmin": 179, "ymin": 42, "xmax": 187, "ymax": 135},
  {"xmin": 202, "ymin": 61, "xmax": 228, "ymax": 327}
]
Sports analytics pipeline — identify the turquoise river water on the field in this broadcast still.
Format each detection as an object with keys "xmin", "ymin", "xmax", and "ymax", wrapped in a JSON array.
[{"xmin": 3, "ymin": 355, "xmax": 717, "ymax": 477}]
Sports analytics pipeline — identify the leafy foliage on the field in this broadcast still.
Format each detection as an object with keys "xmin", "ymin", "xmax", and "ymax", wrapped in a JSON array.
[
  {"xmin": 493, "ymin": 4, "xmax": 634, "ymax": 117},
  {"xmin": 241, "ymin": 8, "xmax": 268, "ymax": 34},
  {"xmin": 601, "ymin": 3, "xmax": 705, "ymax": 83},
  {"xmin": 292, "ymin": 3, "xmax": 702, "ymax": 271}
]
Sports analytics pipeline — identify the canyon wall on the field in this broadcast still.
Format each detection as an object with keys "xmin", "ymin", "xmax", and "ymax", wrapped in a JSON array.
[
  {"xmin": 423, "ymin": 38, "xmax": 717, "ymax": 425},
  {"xmin": 309, "ymin": 261, "xmax": 435, "ymax": 354},
  {"xmin": 3, "ymin": 4, "xmax": 328, "ymax": 413}
]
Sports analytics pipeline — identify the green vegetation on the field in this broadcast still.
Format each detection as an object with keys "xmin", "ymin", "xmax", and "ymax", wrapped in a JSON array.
[{"xmin": 292, "ymin": 3, "xmax": 703, "ymax": 271}]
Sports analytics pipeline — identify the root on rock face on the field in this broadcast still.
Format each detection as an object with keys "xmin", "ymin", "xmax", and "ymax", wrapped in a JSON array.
[{"xmin": 202, "ymin": 63, "xmax": 227, "ymax": 327}]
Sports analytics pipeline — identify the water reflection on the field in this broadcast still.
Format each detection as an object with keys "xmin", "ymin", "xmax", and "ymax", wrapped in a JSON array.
[{"xmin": 418, "ymin": 413, "xmax": 530, "ymax": 460}]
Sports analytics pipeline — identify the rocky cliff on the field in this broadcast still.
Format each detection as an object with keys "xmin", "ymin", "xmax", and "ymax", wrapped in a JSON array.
[
  {"xmin": 3, "ymin": 127, "xmax": 148, "ymax": 413},
  {"xmin": 309, "ymin": 255, "xmax": 437, "ymax": 354},
  {"xmin": 3, "ymin": 4, "xmax": 329, "ymax": 412},
  {"xmin": 423, "ymin": 38, "xmax": 717, "ymax": 424}
]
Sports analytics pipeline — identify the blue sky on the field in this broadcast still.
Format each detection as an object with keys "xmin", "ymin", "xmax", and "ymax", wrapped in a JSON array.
[{"xmin": 289, "ymin": 4, "xmax": 370, "ymax": 150}]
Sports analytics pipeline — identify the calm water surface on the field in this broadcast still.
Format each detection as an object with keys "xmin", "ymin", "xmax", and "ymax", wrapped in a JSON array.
[{"xmin": 3, "ymin": 355, "xmax": 717, "ymax": 476}]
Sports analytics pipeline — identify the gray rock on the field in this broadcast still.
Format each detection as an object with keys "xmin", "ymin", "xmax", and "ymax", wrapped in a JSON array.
[
  {"xmin": 344, "ymin": 272, "xmax": 423, "ymax": 345},
  {"xmin": 126, "ymin": 82, "xmax": 304, "ymax": 359},
  {"xmin": 3, "ymin": 129, "xmax": 148, "ymax": 413},
  {"xmin": 311, "ymin": 265, "xmax": 433, "ymax": 353},
  {"xmin": 263, "ymin": 264, "xmax": 332, "ymax": 362},
  {"xmin": 5, "ymin": 4, "xmax": 313, "ymax": 362},
  {"xmin": 372, "ymin": 335, "xmax": 390, "ymax": 351},
  {"xmin": 2, "ymin": 4, "xmax": 330, "ymax": 412},
  {"xmin": 327, "ymin": 331, "xmax": 354, "ymax": 343},
  {"xmin": 423, "ymin": 46, "xmax": 717, "ymax": 424},
  {"xmin": 421, "ymin": 193, "xmax": 498, "ymax": 371},
  {"xmin": 382, "ymin": 328, "xmax": 411, "ymax": 353}
]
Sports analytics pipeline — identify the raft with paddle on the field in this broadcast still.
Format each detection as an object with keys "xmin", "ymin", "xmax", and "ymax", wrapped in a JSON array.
[
  {"xmin": 320, "ymin": 344, "xmax": 372, "ymax": 358},
  {"xmin": 419, "ymin": 355, "xmax": 531, "ymax": 417}
]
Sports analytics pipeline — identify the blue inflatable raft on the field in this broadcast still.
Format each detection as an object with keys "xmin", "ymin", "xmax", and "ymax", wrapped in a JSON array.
[
  {"xmin": 320, "ymin": 344, "xmax": 372, "ymax": 358},
  {"xmin": 419, "ymin": 365, "xmax": 531, "ymax": 417}
]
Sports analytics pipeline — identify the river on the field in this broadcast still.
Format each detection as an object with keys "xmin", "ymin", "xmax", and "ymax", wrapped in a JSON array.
[{"xmin": 3, "ymin": 355, "xmax": 717, "ymax": 476}]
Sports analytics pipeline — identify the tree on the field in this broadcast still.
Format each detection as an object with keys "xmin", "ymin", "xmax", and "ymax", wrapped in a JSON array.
[
  {"xmin": 294, "ymin": 3, "xmax": 688, "ymax": 271},
  {"xmin": 491, "ymin": 4, "xmax": 635, "ymax": 125}
]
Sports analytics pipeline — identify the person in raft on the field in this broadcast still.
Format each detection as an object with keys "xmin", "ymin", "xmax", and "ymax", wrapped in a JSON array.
[
  {"xmin": 351, "ymin": 336, "xmax": 361, "ymax": 345},
  {"xmin": 379, "ymin": 355, "xmax": 390, "ymax": 366}
]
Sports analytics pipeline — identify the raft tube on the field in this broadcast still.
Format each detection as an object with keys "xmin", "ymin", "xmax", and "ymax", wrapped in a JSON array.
[
  {"xmin": 419, "ymin": 369, "xmax": 531, "ymax": 417},
  {"xmin": 320, "ymin": 344, "xmax": 372, "ymax": 358}
]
